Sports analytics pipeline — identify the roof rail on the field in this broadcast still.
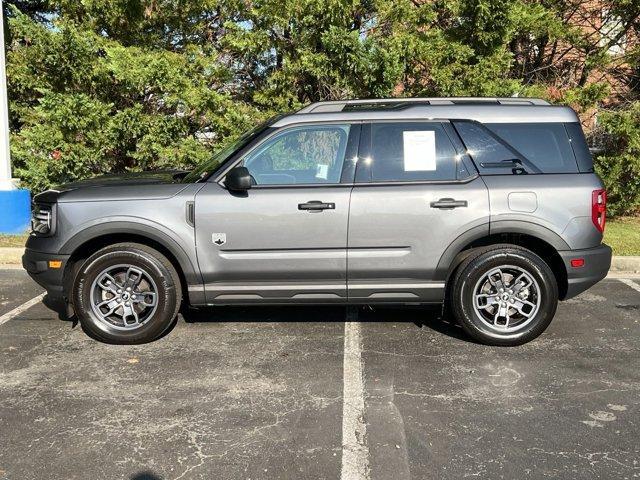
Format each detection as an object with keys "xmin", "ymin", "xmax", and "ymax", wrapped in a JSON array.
[{"xmin": 297, "ymin": 97, "xmax": 550, "ymax": 113}]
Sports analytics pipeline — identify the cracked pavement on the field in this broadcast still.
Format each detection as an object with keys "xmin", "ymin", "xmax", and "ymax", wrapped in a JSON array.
[{"xmin": 0, "ymin": 269, "xmax": 639, "ymax": 479}]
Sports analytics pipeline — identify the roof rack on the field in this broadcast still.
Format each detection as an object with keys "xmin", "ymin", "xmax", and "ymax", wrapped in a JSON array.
[{"xmin": 297, "ymin": 97, "xmax": 550, "ymax": 113}]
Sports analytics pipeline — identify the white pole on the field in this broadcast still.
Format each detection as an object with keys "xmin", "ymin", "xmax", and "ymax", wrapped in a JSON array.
[{"xmin": 0, "ymin": 0, "xmax": 15, "ymax": 191}]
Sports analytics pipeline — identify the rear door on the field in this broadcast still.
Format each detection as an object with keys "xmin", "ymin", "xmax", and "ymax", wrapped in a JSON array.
[
  {"xmin": 194, "ymin": 123, "xmax": 360, "ymax": 304},
  {"xmin": 347, "ymin": 121, "xmax": 490, "ymax": 303}
]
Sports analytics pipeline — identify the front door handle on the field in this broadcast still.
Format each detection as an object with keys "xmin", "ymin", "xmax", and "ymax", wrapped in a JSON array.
[
  {"xmin": 430, "ymin": 198, "xmax": 468, "ymax": 209},
  {"xmin": 298, "ymin": 200, "xmax": 335, "ymax": 211}
]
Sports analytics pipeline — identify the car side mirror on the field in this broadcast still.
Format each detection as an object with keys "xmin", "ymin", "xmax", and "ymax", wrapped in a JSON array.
[{"xmin": 225, "ymin": 167, "xmax": 252, "ymax": 192}]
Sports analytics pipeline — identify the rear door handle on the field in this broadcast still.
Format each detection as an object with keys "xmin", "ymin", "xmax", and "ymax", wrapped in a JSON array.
[
  {"xmin": 298, "ymin": 200, "xmax": 335, "ymax": 211},
  {"xmin": 430, "ymin": 198, "xmax": 468, "ymax": 209}
]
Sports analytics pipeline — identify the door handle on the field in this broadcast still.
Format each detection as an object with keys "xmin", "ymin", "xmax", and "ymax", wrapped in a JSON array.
[
  {"xmin": 430, "ymin": 198, "xmax": 468, "ymax": 209},
  {"xmin": 298, "ymin": 200, "xmax": 335, "ymax": 211}
]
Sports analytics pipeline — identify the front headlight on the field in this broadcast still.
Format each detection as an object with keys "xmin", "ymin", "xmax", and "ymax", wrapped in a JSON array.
[{"xmin": 31, "ymin": 203, "xmax": 53, "ymax": 235}]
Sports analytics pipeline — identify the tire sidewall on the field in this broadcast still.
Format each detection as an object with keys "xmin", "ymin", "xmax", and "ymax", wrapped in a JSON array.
[
  {"xmin": 74, "ymin": 247, "xmax": 178, "ymax": 344},
  {"xmin": 457, "ymin": 249, "xmax": 558, "ymax": 344}
]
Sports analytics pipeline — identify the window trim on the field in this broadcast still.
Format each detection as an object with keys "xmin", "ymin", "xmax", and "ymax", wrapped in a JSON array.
[
  {"xmin": 215, "ymin": 121, "xmax": 362, "ymax": 188},
  {"xmin": 354, "ymin": 120, "xmax": 479, "ymax": 185}
]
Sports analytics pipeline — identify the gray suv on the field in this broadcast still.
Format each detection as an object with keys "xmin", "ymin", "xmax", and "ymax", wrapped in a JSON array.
[{"xmin": 23, "ymin": 97, "xmax": 612, "ymax": 346}]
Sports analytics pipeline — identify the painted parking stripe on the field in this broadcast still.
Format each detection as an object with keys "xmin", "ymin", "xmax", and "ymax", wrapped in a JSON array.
[
  {"xmin": 618, "ymin": 278, "xmax": 640, "ymax": 294},
  {"xmin": 0, "ymin": 293, "xmax": 45, "ymax": 327},
  {"xmin": 341, "ymin": 308, "xmax": 370, "ymax": 480}
]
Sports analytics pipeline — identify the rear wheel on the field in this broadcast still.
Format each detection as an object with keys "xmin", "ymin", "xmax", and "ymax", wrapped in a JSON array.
[
  {"xmin": 450, "ymin": 245, "xmax": 558, "ymax": 346},
  {"xmin": 72, "ymin": 243, "xmax": 182, "ymax": 344}
]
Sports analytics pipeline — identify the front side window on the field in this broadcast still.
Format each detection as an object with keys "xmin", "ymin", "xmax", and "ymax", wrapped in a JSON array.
[
  {"xmin": 183, "ymin": 116, "xmax": 283, "ymax": 183},
  {"xmin": 364, "ymin": 122, "xmax": 466, "ymax": 182},
  {"xmin": 242, "ymin": 124, "xmax": 351, "ymax": 185}
]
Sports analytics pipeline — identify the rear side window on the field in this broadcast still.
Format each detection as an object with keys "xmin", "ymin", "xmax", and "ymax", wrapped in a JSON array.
[
  {"xmin": 363, "ymin": 122, "xmax": 469, "ymax": 182},
  {"xmin": 453, "ymin": 121, "xmax": 581, "ymax": 174},
  {"xmin": 485, "ymin": 123, "xmax": 579, "ymax": 173},
  {"xmin": 452, "ymin": 121, "xmax": 535, "ymax": 175},
  {"xmin": 564, "ymin": 123, "xmax": 594, "ymax": 172}
]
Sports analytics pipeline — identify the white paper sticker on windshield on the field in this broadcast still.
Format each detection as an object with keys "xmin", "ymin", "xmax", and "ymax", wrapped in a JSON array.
[{"xmin": 403, "ymin": 131, "xmax": 436, "ymax": 171}]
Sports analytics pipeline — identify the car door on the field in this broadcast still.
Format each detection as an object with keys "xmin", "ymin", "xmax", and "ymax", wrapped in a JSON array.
[
  {"xmin": 347, "ymin": 121, "xmax": 490, "ymax": 303},
  {"xmin": 194, "ymin": 123, "xmax": 360, "ymax": 304}
]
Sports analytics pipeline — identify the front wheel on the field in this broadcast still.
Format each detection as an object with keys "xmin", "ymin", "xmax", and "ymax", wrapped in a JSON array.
[
  {"xmin": 72, "ymin": 243, "xmax": 182, "ymax": 344},
  {"xmin": 450, "ymin": 245, "xmax": 558, "ymax": 346}
]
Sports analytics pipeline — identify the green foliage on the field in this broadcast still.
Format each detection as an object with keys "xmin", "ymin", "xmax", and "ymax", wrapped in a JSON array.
[
  {"xmin": 6, "ymin": 3, "xmax": 262, "ymax": 191},
  {"xmin": 594, "ymin": 102, "xmax": 640, "ymax": 217},
  {"xmin": 3, "ymin": 0, "xmax": 639, "ymax": 215}
]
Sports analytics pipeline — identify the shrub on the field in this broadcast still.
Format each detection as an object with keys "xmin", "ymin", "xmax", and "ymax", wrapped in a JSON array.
[{"xmin": 592, "ymin": 102, "xmax": 640, "ymax": 217}]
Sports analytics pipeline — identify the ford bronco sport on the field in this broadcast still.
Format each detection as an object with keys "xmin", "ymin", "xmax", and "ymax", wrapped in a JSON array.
[{"xmin": 23, "ymin": 97, "xmax": 612, "ymax": 346}]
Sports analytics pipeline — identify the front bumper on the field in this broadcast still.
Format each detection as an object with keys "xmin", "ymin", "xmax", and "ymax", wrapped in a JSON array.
[
  {"xmin": 22, "ymin": 248, "xmax": 70, "ymax": 302},
  {"xmin": 560, "ymin": 244, "xmax": 612, "ymax": 300}
]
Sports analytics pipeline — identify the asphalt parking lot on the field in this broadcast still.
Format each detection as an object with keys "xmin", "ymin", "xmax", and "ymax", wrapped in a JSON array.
[{"xmin": 1, "ymin": 269, "xmax": 639, "ymax": 480}]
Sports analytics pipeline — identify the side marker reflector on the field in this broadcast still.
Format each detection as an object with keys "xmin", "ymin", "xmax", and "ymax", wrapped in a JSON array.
[
  {"xmin": 570, "ymin": 258, "xmax": 585, "ymax": 268},
  {"xmin": 48, "ymin": 260, "xmax": 63, "ymax": 269}
]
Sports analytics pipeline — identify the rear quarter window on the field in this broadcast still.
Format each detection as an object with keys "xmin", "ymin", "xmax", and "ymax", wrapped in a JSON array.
[
  {"xmin": 484, "ymin": 123, "xmax": 579, "ymax": 173},
  {"xmin": 564, "ymin": 123, "xmax": 594, "ymax": 172}
]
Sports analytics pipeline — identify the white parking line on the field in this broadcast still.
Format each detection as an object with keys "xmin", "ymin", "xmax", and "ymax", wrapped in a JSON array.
[
  {"xmin": 341, "ymin": 309, "xmax": 370, "ymax": 480},
  {"xmin": 618, "ymin": 278, "xmax": 640, "ymax": 293},
  {"xmin": 0, "ymin": 293, "xmax": 45, "ymax": 327}
]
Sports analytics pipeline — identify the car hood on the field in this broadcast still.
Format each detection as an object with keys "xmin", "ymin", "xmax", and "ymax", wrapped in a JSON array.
[
  {"xmin": 34, "ymin": 170, "xmax": 191, "ymax": 203},
  {"xmin": 58, "ymin": 170, "xmax": 188, "ymax": 189}
]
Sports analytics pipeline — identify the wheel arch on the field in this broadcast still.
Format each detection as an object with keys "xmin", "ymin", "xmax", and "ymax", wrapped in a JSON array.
[
  {"xmin": 437, "ymin": 222, "xmax": 569, "ymax": 299},
  {"xmin": 60, "ymin": 222, "xmax": 201, "ymax": 305}
]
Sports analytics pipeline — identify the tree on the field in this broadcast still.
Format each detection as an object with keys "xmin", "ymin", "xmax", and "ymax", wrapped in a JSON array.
[
  {"xmin": 5, "ymin": 1, "xmax": 262, "ymax": 191},
  {"xmin": 3, "ymin": 0, "xmax": 639, "ymax": 216},
  {"xmin": 592, "ymin": 102, "xmax": 640, "ymax": 216}
]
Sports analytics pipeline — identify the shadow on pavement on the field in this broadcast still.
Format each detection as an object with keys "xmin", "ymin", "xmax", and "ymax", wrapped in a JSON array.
[
  {"xmin": 130, "ymin": 472, "xmax": 163, "ymax": 480},
  {"xmin": 180, "ymin": 304, "xmax": 474, "ymax": 343}
]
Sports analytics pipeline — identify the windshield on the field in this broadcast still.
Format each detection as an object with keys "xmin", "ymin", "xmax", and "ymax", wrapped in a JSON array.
[{"xmin": 182, "ymin": 117, "xmax": 279, "ymax": 183}]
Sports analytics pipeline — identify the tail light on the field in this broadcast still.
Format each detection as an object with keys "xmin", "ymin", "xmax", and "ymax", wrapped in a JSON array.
[{"xmin": 592, "ymin": 189, "xmax": 606, "ymax": 233}]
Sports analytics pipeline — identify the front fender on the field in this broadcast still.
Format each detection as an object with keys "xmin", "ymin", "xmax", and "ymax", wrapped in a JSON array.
[{"xmin": 60, "ymin": 218, "xmax": 201, "ymax": 286}]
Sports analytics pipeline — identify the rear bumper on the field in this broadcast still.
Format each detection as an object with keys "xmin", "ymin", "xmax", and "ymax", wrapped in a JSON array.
[
  {"xmin": 22, "ymin": 248, "xmax": 70, "ymax": 303},
  {"xmin": 560, "ymin": 244, "xmax": 612, "ymax": 300}
]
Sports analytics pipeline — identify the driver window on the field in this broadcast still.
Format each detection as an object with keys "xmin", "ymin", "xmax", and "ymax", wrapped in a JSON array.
[{"xmin": 242, "ymin": 124, "xmax": 351, "ymax": 185}]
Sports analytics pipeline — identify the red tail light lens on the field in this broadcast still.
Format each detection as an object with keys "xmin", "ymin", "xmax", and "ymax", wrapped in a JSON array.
[{"xmin": 592, "ymin": 189, "xmax": 606, "ymax": 233}]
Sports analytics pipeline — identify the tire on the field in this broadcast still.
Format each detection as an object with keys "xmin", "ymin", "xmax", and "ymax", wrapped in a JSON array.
[
  {"xmin": 72, "ymin": 243, "xmax": 182, "ymax": 344},
  {"xmin": 450, "ymin": 245, "xmax": 558, "ymax": 346}
]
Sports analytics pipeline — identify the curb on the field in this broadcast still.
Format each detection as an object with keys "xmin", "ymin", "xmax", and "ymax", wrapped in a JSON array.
[
  {"xmin": 0, "ymin": 247, "xmax": 24, "ymax": 266},
  {"xmin": 609, "ymin": 256, "xmax": 640, "ymax": 274},
  {"xmin": 2, "ymin": 247, "xmax": 640, "ymax": 274}
]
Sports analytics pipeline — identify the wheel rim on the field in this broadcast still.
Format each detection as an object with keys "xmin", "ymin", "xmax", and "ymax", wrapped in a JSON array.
[
  {"xmin": 472, "ymin": 265, "xmax": 541, "ymax": 333},
  {"xmin": 89, "ymin": 264, "xmax": 159, "ymax": 331}
]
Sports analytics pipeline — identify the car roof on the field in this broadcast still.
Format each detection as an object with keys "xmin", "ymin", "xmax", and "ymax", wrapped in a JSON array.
[{"xmin": 271, "ymin": 98, "xmax": 579, "ymax": 127}]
